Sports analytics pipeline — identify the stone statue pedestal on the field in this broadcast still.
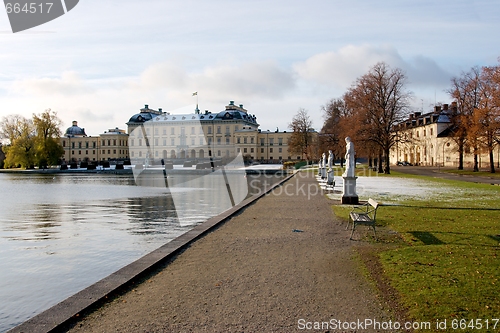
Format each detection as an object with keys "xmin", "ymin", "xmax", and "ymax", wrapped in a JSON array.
[
  {"xmin": 341, "ymin": 176, "xmax": 358, "ymax": 204},
  {"xmin": 326, "ymin": 170, "xmax": 334, "ymax": 186}
]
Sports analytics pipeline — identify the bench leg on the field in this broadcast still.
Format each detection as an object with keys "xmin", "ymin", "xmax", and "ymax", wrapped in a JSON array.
[
  {"xmin": 349, "ymin": 223, "xmax": 356, "ymax": 240},
  {"xmin": 372, "ymin": 225, "xmax": 377, "ymax": 240}
]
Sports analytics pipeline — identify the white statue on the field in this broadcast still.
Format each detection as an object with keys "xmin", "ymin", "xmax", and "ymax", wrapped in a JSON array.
[
  {"xmin": 326, "ymin": 150, "xmax": 335, "ymax": 186},
  {"xmin": 321, "ymin": 152, "xmax": 327, "ymax": 179},
  {"xmin": 327, "ymin": 150, "xmax": 334, "ymax": 169},
  {"xmin": 343, "ymin": 137, "xmax": 355, "ymax": 177}
]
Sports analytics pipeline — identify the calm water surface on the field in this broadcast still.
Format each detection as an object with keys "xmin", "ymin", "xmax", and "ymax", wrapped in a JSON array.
[{"xmin": 0, "ymin": 172, "xmax": 282, "ymax": 332}]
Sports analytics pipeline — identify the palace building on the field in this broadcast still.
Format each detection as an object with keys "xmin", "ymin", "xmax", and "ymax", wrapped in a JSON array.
[
  {"xmin": 390, "ymin": 103, "xmax": 496, "ymax": 169},
  {"xmin": 126, "ymin": 101, "xmax": 297, "ymax": 164},
  {"xmin": 60, "ymin": 101, "xmax": 299, "ymax": 165},
  {"xmin": 61, "ymin": 121, "xmax": 129, "ymax": 164}
]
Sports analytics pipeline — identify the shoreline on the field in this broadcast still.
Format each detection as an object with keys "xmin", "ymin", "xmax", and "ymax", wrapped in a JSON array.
[
  {"xmin": 0, "ymin": 167, "xmax": 291, "ymax": 176},
  {"xmin": 7, "ymin": 171, "xmax": 297, "ymax": 333}
]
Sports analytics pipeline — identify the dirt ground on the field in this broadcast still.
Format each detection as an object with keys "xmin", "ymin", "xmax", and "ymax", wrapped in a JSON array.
[{"xmin": 64, "ymin": 172, "xmax": 399, "ymax": 333}]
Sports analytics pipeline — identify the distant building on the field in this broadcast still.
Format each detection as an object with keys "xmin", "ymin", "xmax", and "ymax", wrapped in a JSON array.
[
  {"xmin": 126, "ymin": 101, "xmax": 297, "ymax": 164},
  {"xmin": 60, "ymin": 121, "xmax": 128, "ymax": 163},
  {"xmin": 60, "ymin": 101, "xmax": 308, "ymax": 165},
  {"xmin": 391, "ymin": 103, "xmax": 494, "ymax": 168}
]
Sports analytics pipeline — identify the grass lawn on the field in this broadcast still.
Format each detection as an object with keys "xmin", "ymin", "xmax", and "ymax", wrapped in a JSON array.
[{"xmin": 332, "ymin": 173, "xmax": 500, "ymax": 332}]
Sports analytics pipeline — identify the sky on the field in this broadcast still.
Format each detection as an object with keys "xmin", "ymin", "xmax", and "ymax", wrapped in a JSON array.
[{"xmin": 0, "ymin": 0, "xmax": 499, "ymax": 136}]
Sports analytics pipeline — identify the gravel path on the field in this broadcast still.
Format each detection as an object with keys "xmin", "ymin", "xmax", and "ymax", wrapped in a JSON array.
[{"xmin": 65, "ymin": 172, "xmax": 392, "ymax": 332}]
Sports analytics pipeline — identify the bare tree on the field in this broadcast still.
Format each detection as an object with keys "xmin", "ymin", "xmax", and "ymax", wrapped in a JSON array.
[
  {"xmin": 288, "ymin": 108, "xmax": 315, "ymax": 162},
  {"xmin": 476, "ymin": 65, "xmax": 500, "ymax": 173},
  {"xmin": 319, "ymin": 98, "xmax": 350, "ymax": 164},
  {"xmin": 448, "ymin": 67, "xmax": 482, "ymax": 171},
  {"xmin": 343, "ymin": 62, "xmax": 412, "ymax": 174}
]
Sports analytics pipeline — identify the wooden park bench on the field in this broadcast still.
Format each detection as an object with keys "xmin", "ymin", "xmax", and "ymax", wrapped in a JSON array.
[{"xmin": 347, "ymin": 198, "xmax": 379, "ymax": 240}]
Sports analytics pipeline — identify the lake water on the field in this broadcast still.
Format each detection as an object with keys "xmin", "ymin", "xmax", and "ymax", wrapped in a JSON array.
[{"xmin": 0, "ymin": 171, "xmax": 283, "ymax": 332}]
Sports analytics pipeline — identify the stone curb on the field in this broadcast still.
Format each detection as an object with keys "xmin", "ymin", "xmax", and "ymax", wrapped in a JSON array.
[{"xmin": 8, "ymin": 171, "xmax": 297, "ymax": 333}]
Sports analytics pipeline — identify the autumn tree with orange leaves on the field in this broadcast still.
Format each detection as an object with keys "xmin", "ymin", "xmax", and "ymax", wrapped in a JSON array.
[{"xmin": 449, "ymin": 64, "xmax": 500, "ymax": 173}]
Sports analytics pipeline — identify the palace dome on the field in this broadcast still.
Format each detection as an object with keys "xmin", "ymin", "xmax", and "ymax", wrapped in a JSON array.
[{"xmin": 65, "ymin": 121, "xmax": 86, "ymax": 137}]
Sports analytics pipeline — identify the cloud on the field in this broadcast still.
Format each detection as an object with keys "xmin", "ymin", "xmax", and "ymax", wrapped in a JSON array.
[
  {"xmin": 403, "ymin": 55, "xmax": 452, "ymax": 87},
  {"xmin": 12, "ymin": 71, "xmax": 94, "ymax": 96},
  {"xmin": 194, "ymin": 61, "xmax": 295, "ymax": 99},
  {"xmin": 293, "ymin": 44, "xmax": 452, "ymax": 89},
  {"xmin": 133, "ymin": 60, "xmax": 296, "ymax": 103}
]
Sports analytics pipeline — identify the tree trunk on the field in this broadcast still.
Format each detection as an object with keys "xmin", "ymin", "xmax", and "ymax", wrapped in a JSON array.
[
  {"xmin": 458, "ymin": 140, "xmax": 464, "ymax": 170},
  {"xmin": 377, "ymin": 153, "xmax": 383, "ymax": 173},
  {"xmin": 473, "ymin": 150, "xmax": 479, "ymax": 172},
  {"xmin": 490, "ymin": 149, "xmax": 495, "ymax": 173},
  {"xmin": 384, "ymin": 148, "xmax": 391, "ymax": 174}
]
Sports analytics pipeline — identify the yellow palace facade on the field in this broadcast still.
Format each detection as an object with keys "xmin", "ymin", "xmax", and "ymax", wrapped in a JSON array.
[{"xmin": 126, "ymin": 101, "xmax": 296, "ymax": 164}]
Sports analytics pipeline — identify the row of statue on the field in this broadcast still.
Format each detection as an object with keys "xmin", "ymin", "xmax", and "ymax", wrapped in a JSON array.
[{"xmin": 318, "ymin": 137, "xmax": 355, "ymax": 178}]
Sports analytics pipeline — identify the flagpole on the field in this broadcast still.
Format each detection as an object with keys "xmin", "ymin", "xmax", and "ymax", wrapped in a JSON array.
[{"xmin": 193, "ymin": 91, "xmax": 199, "ymax": 114}]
